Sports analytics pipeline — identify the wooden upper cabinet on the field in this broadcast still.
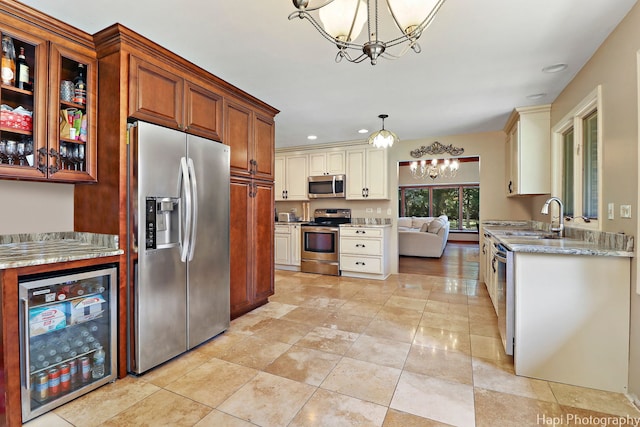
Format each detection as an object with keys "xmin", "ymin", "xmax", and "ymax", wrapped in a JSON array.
[
  {"xmin": 129, "ymin": 55, "xmax": 183, "ymax": 129},
  {"xmin": 224, "ymin": 98, "xmax": 274, "ymax": 180},
  {"xmin": 129, "ymin": 55, "xmax": 223, "ymax": 141}
]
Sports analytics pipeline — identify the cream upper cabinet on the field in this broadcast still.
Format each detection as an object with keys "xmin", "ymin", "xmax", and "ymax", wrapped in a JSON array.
[
  {"xmin": 504, "ymin": 105, "xmax": 551, "ymax": 196},
  {"xmin": 346, "ymin": 146, "xmax": 388, "ymax": 200},
  {"xmin": 275, "ymin": 154, "xmax": 308, "ymax": 201},
  {"xmin": 308, "ymin": 150, "xmax": 346, "ymax": 176}
]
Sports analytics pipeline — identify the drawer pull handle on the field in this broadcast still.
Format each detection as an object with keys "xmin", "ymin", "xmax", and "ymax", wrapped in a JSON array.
[
  {"xmin": 356, "ymin": 244, "xmax": 365, "ymax": 248},
  {"xmin": 356, "ymin": 230, "xmax": 366, "ymax": 234},
  {"xmin": 355, "ymin": 261, "xmax": 366, "ymax": 266}
]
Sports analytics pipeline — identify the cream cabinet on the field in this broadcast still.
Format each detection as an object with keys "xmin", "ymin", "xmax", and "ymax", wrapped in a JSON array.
[
  {"xmin": 308, "ymin": 150, "xmax": 346, "ymax": 176},
  {"xmin": 274, "ymin": 223, "xmax": 301, "ymax": 270},
  {"xmin": 345, "ymin": 146, "xmax": 388, "ymax": 200},
  {"xmin": 275, "ymin": 154, "xmax": 308, "ymax": 201},
  {"xmin": 504, "ymin": 105, "xmax": 551, "ymax": 196},
  {"xmin": 339, "ymin": 225, "xmax": 391, "ymax": 280}
]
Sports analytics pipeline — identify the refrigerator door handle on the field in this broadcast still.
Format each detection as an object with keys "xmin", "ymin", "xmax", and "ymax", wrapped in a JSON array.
[
  {"xmin": 180, "ymin": 156, "xmax": 192, "ymax": 263},
  {"xmin": 20, "ymin": 297, "xmax": 30, "ymax": 391},
  {"xmin": 187, "ymin": 157, "xmax": 198, "ymax": 262}
]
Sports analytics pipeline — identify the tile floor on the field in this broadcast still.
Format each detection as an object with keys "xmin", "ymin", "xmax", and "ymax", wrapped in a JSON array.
[{"xmin": 24, "ymin": 270, "xmax": 640, "ymax": 427}]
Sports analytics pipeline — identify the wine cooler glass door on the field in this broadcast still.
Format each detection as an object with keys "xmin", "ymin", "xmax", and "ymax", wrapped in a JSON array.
[{"xmin": 19, "ymin": 265, "xmax": 117, "ymax": 422}]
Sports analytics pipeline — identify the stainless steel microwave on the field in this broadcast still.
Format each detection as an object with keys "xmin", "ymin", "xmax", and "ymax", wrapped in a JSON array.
[{"xmin": 308, "ymin": 174, "xmax": 346, "ymax": 198}]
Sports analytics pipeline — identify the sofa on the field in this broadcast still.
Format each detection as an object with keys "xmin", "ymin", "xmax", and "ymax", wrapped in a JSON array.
[{"xmin": 397, "ymin": 215, "xmax": 450, "ymax": 258}]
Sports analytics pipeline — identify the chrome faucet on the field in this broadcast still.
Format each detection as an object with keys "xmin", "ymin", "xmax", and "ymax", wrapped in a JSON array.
[{"xmin": 540, "ymin": 197, "xmax": 564, "ymax": 237}]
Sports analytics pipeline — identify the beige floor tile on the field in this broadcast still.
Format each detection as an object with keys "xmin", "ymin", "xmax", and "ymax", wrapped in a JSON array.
[
  {"xmin": 54, "ymin": 375, "xmax": 159, "ymax": 426},
  {"xmin": 375, "ymin": 305, "xmax": 424, "ymax": 325},
  {"xmin": 345, "ymin": 334, "xmax": 411, "ymax": 369},
  {"xmin": 218, "ymin": 371, "xmax": 316, "ymax": 427},
  {"xmin": 428, "ymin": 292, "xmax": 469, "ymax": 305},
  {"xmin": 424, "ymin": 300, "xmax": 469, "ymax": 317},
  {"xmin": 281, "ymin": 306, "xmax": 332, "ymax": 325},
  {"xmin": 469, "ymin": 319, "xmax": 500, "ymax": 339},
  {"xmin": 384, "ymin": 295, "xmax": 427, "ymax": 312},
  {"xmin": 300, "ymin": 295, "xmax": 349, "ymax": 310},
  {"xmin": 472, "ymin": 357, "xmax": 556, "ymax": 402},
  {"xmin": 337, "ymin": 299, "xmax": 384, "ymax": 318},
  {"xmin": 250, "ymin": 317, "xmax": 314, "ymax": 345},
  {"xmin": 404, "ymin": 344, "xmax": 473, "ymax": 385},
  {"xmin": 474, "ymin": 387, "xmax": 565, "ymax": 427},
  {"xmin": 219, "ymin": 335, "xmax": 291, "ymax": 370},
  {"xmin": 194, "ymin": 409, "xmax": 255, "ymax": 427},
  {"xmin": 393, "ymin": 287, "xmax": 431, "ymax": 300},
  {"xmin": 100, "ymin": 389, "xmax": 210, "ymax": 426},
  {"xmin": 351, "ymin": 290, "xmax": 392, "ymax": 305},
  {"xmin": 140, "ymin": 348, "xmax": 218, "ymax": 387},
  {"xmin": 364, "ymin": 318, "xmax": 418, "ymax": 343},
  {"xmin": 321, "ymin": 357, "xmax": 401, "ymax": 406},
  {"xmin": 383, "ymin": 409, "xmax": 454, "ymax": 427},
  {"xmin": 229, "ymin": 312, "xmax": 274, "ymax": 335},
  {"xmin": 264, "ymin": 345, "xmax": 341, "ymax": 386},
  {"xmin": 192, "ymin": 331, "xmax": 248, "ymax": 359},
  {"xmin": 468, "ymin": 305, "xmax": 497, "ymax": 323},
  {"xmin": 165, "ymin": 358, "xmax": 258, "ymax": 406},
  {"xmin": 321, "ymin": 311, "xmax": 372, "ymax": 334},
  {"xmin": 296, "ymin": 326, "xmax": 359, "ymax": 355},
  {"xmin": 251, "ymin": 301, "xmax": 299, "ymax": 318},
  {"xmin": 549, "ymin": 382, "xmax": 640, "ymax": 418},
  {"xmin": 290, "ymin": 388, "xmax": 387, "ymax": 427},
  {"xmin": 390, "ymin": 371, "xmax": 475, "ymax": 427},
  {"xmin": 469, "ymin": 334, "xmax": 512, "ymax": 362},
  {"xmin": 413, "ymin": 326, "xmax": 472, "ymax": 355},
  {"xmin": 420, "ymin": 310, "xmax": 470, "ymax": 333},
  {"xmin": 23, "ymin": 412, "xmax": 74, "ymax": 427}
]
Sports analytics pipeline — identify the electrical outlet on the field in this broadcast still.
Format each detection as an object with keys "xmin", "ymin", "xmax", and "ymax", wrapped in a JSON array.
[
  {"xmin": 366, "ymin": 208, "xmax": 373, "ymax": 213},
  {"xmin": 387, "ymin": 208, "xmax": 392, "ymax": 215},
  {"xmin": 376, "ymin": 207, "xmax": 382, "ymax": 214},
  {"xmin": 620, "ymin": 205, "xmax": 632, "ymax": 218},
  {"xmin": 608, "ymin": 203, "xmax": 615, "ymax": 220}
]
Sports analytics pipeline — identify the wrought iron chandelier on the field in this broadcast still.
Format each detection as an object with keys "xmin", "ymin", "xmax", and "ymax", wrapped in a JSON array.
[
  {"xmin": 289, "ymin": 0, "xmax": 447, "ymax": 65},
  {"xmin": 368, "ymin": 114, "xmax": 398, "ymax": 148},
  {"xmin": 410, "ymin": 158, "xmax": 459, "ymax": 180}
]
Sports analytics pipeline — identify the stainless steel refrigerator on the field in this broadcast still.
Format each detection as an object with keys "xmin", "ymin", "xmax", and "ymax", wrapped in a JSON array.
[{"xmin": 127, "ymin": 121, "xmax": 230, "ymax": 374}]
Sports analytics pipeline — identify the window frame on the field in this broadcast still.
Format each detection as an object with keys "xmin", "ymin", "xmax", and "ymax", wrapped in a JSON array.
[{"xmin": 551, "ymin": 86, "xmax": 602, "ymax": 230}]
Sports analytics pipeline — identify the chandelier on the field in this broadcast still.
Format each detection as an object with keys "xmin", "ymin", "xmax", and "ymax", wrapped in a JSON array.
[
  {"xmin": 368, "ymin": 114, "xmax": 398, "ymax": 148},
  {"xmin": 410, "ymin": 158, "xmax": 459, "ymax": 180},
  {"xmin": 289, "ymin": 0, "xmax": 447, "ymax": 65}
]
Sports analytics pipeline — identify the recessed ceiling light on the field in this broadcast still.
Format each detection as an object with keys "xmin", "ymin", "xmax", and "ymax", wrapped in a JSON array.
[
  {"xmin": 527, "ymin": 93, "xmax": 547, "ymax": 100},
  {"xmin": 358, "ymin": 128, "xmax": 368, "ymax": 134},
  {"xmin": 307, "ymin": 135, "xmax": 317, "ymax": 140},
  {"xmin": 542, "ymin": 63, "xmax": 568, "ymax": 73}
]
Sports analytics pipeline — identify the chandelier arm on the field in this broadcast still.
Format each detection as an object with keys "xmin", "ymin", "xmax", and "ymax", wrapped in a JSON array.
[
  {"xmin": 289, "ymin": 10, "xmax": 363, "ymax": 51},
  {"xmin": 291, "ymin": 0, "xmax": 337, "ymax": 14},
  {"xmin": 381, "ymin": 0, "xmax": 447, "ymax": 48}
]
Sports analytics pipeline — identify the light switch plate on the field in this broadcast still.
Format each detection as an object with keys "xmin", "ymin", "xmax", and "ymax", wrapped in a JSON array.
[
  {"xmin": 608, "ymin": 203, "xmax": 615, "ymax": 220},
  {"xmin": 376, "ymin": 207, "xmax": 382, "ymax": 214},
  {"xmin": 366, "ymin": 208, "xmax": 373, "ymax": 213},
  {"xmin": 620, "ymin": 205, "xmax": 632, "ymax": 218}
]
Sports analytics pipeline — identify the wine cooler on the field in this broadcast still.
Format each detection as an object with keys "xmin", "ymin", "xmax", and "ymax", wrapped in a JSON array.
[{"xmin": 18, "ymin": 265, "xmax": 117, "ymax": 422}]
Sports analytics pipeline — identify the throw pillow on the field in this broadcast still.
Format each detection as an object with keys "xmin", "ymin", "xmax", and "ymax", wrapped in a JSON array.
[
  {"xmin": 397, "ymin": 217, "xmax": 412, "ymax": 228},
  {"xmin": 412, "ymin": 217, "xmax": 433, "ymax": 229},
  {"xmin": 419, "ymin": 222, "xmax": 429, "ymax": 232},
  {"xmin": 428, "ymin": 217, "xmax": 446, "ymax": 234}
]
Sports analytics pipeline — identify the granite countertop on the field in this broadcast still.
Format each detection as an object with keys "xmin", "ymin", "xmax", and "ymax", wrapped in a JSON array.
[
  {"xmin": 340, "ymin": 223, "xmax": 392, "ymax": 228},
  {"xmin": 0, "ymin": 232, "xmax": 123, "ymax": 269},
  {"xmin": 482, "ymin": 221, "xmax": 634, "ymax": 257}
]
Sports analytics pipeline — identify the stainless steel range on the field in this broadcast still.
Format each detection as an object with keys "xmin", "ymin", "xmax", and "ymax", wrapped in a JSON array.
[{"xmin": 301, "ymin": 208, "xmax": 351, "ymax": 276}]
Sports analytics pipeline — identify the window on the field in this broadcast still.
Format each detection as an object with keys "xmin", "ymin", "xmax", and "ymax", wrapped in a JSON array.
[
  {"xmin": 399, "ymin": 184, "xmax": 480, "ymax": 231},
  {"xmin": 553, "ymin": 86, "xmax": 601, "ymax": 226}
]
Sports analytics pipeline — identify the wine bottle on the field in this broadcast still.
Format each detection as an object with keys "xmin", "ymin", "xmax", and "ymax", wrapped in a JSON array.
[
  {"xmin": 1, "ymin": 36, "xmax": 15, "ymax": 86},
  {"xmin": 72, "ymin": 63, "xmax": 86, "ymax": 105},
  {"xmin": 16, "ymin": 46, "xmax": 29, "ymax": 90}
]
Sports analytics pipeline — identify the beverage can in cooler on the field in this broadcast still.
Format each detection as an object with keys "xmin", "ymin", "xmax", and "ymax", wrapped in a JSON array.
[
  {"xmin": 34, "ymin": 372, "xmax": 48, "ymax": 402},
  {"xmin": 59, "ymin": 363, "xmax": 70, "ymax": 392},
  {"xmin": 79, "ymin": 356, "xmax": 91, "ymax": 383},
  {"xmin": 68, "ymin": 359, "xmax": 78, "ymax": 386},
  {"xmin": 48, "ymin": 367, "xmax": 60, "ymax": 397}
]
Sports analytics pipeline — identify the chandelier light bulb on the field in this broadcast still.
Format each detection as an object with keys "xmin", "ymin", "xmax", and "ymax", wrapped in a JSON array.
[{"xmin": 319, "ymin": 0, "xmax": 367, "ymax": 43}]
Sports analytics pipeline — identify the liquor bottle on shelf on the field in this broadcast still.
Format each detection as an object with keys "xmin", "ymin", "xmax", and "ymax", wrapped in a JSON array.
[
  {"xmin": 72, "ymin": 64, "xmax": 86, "ymax": 105},
  {"xmin": 16, "ymin": 46, "xmax": 29, "ymax": 90},
  {"xmin": 1, "ymin": 35, "xmax": 15, "ymax": 86}
]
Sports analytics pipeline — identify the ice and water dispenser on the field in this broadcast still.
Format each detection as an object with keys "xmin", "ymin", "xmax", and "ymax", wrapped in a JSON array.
[{"xmin": 145, "ymin": 197, "xmax": 179, "ymax": 250}]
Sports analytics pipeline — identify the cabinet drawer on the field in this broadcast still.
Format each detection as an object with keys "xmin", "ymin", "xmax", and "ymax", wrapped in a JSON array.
[
  {"xmin": 341, "ymin": 237, "xmax": 382, "ymax": 256},
  {"xmin": 275, "ymin": 225, "xmax": 290, "ymax": 234},
  {"xmin": 340, "ymin": 227, "xmax": 383, "ymax": 238},
  {"xmin": 340, "ymin": 255, "xmax": 382, "ymax": 274}
]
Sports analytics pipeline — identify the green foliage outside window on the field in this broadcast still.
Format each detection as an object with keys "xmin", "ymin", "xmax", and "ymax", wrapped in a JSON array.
[{"xmin": 400, "ymin": 185, "xmax": 479, "ymax": 231}]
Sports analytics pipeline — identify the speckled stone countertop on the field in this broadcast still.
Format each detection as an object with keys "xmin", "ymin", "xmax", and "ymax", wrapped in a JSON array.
[
  {"xmin": 0, "ymin": 232, "xmax": 123, "ymax": 269},
  {"xmin": 482, "ymin": 221, "xmax": 634, "ymax": 257},
  {"xmin": 344, "ymin": 218, "xmax": 392, "ymax": 227}
]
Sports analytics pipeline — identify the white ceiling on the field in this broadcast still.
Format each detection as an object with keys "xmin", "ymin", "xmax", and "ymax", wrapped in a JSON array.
[{"xmin": 20, "ymin": 0, "xmax": 637, "ymax": 148}]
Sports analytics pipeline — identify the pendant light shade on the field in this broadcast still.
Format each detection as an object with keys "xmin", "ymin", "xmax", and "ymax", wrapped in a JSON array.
[
  {"xmin": 319, "ymin": 0, "xmax": 367, "ymax": 42},
  {"xmin": 387, "ymin": 0, "xmax": 440, "ymax": 34},
  {"xmin": 368, "ymin": 114, "xmax": 398, "ymax": 148}
]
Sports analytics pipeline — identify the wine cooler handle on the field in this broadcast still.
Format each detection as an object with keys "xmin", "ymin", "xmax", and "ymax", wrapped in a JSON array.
[{"xmin": 21, "ymin": 297, "xmax": 31, "ymax": 391}]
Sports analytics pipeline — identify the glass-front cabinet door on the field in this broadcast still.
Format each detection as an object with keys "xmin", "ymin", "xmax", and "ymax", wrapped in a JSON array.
[
  {"xmin": 0, "ymin": 26, "xmax": 47, "ymax": 180},
  {"xmin": 0, "ymin": 24, "xmax": 97, "ymax": 182}
]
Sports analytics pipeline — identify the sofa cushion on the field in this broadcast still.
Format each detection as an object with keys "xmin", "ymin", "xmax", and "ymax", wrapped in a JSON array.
[
  {"xmin": 397, "ymin": 217, "xmax": 412, "ymax": 228},
  {"xmin": 419, "ymin": 222, "xmax": 429, "ymax": 232},
  {"xmin": 412, "ymin": 217, "xmax": 433, "ymax": 229},
  {"xmin": 428, "ymin": 217, "xmax": 447, "ymax": 233}
]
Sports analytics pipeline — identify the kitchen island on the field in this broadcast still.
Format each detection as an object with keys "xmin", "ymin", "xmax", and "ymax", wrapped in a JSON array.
[{"xmin": 482, "ymin": 221, "xmax": 633, "ymax": 393}]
